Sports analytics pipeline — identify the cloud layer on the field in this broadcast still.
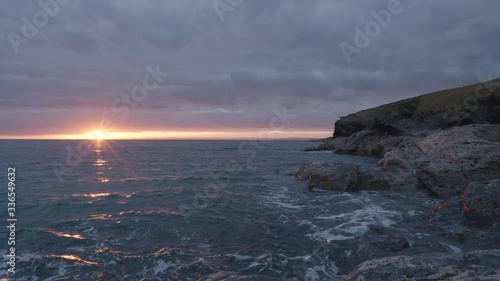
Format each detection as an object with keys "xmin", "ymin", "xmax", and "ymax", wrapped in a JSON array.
[{"xmin": 1, "ymin": 0, "xmax": 499, "ymax": 138}]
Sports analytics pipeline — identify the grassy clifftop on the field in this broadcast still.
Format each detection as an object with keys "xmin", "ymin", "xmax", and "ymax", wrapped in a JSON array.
[{"xmin": 334, "ymin": 78, "xmax": 500, "ymax": 137}]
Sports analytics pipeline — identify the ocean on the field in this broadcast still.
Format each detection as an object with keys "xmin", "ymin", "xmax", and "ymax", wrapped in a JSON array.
[{"xmin": 0, "ymin": 140, "xmax": 442, "ymax": 280}]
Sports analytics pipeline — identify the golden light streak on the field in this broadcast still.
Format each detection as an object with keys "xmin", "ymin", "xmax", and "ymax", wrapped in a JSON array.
[
  {"xmin": 0, "ymin": 130, "xmax": 332, "ymax": 140},
  {"xmin": 46, "ymin": 255, "xmax": 99, "ymax": 266},
  {"xmin": 44, "ymin": 229, "xmax": 86, "ymax": 240},
  {"xmin": 72, "ymin": 193, "xmax": 111, "ymax": 198}
]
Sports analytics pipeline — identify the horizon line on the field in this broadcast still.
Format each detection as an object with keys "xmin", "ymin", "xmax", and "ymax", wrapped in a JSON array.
[
  {"xmin": 0, "ymin": 137, "xmax": 327, "ymax": 141},
  {"xmin": 0, "ymin": 130, "xmax": 333, "ymax": 141}
]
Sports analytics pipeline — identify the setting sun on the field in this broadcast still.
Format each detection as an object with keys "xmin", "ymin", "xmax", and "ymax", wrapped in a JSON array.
[{"xmin": 90, "ymin": 130, "xmax": 105, "ymax": 140}]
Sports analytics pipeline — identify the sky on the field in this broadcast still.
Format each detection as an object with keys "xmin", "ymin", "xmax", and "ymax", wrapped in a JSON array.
[{"xmin": 1, "ymin": 0, "xmax": 499, "ymax": 139}]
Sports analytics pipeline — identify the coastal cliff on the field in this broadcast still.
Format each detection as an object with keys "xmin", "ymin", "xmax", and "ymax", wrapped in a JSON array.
[
  {"xmin": 298, "ymin": 79, "xmax": 500, "ymax": 279},
  {"xmin": 309, "ymin": 78, "xmax": 500, "ymax": 156}
]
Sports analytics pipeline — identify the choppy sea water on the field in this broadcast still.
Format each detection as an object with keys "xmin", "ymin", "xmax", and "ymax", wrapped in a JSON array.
[{"xmin": 0, "ymin": 140, "xmax": 444, "ymax": 280}]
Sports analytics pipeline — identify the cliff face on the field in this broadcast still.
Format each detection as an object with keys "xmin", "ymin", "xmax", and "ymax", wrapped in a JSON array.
[
  {"xmin": 324, "ymin": 78, "xmax": 500, "ymax": 155},
  {"xmin": 335, "ymin": 78, "xmax": 500, "ymax": 138}
]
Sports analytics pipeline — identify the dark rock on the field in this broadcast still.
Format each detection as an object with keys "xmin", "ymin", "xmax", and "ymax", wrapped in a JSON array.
[
  {"xmin": 373, "ymin": 117, "xmax": 431, "ymax": 134},
  {"xmin": 460, "ymin": 179, "xmax": 500, "ymax": 227},
  {"xmin": 304, "ymin": 141, "xmax": 336, "ymax": 151},
  {"xmin": 332, "ymin": 131, "xmax": 413, "ymax": 156},
  {"xmin": 361, "ymin": 166, "xmax": 417, "ymax": 192},
  {"xmin": 296, "ymin": 162, "xmax": 360, "ymax": 191},
  {"xmin": 296, "ymin": 162, "xmax": 418, "ymax": 192},
  {"xmin": 421, "ymin": 112, "xmax": 450, "ymax": 129},
  {"xmin": 357, "ymin": 234, "xmax": 410, "ymax": 254},
  {"xmin": 333, "ymin": 115, "xmax": 367, "ymax": 138}
]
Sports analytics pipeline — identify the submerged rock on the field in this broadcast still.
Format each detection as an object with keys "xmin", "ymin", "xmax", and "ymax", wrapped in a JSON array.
[
  {"xmin": 356, "ymin": 234, "xmax": 410, "ymax": 255},
  {"xmin": 460, "ymin": 179, "xmax": 500, "ymax": 227}
]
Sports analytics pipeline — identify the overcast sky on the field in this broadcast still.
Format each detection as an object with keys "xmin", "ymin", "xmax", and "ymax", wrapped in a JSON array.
[{"xmin": 1, "ymin": 0, "xmax": 499, "ymax": 139}]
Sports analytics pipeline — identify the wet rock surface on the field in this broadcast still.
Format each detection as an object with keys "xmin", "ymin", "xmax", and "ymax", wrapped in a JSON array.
[
  {"xmin": 296, "ymin": 162, "xmax": 418, "ymax": 192},
  {"xmin": 296, "ymin": 162, "xmax": 360, "ymax": 192},
  {"xmin": 460, "ymin": 179, "xmax": 500, "ymax": 227},
  {"xmin": 411, "ymin": 124, "xmax": 500, "ymax": 198}
]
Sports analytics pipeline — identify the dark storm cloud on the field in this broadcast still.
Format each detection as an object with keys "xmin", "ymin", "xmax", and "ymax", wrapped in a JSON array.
[{"xmin": 1, "ymin": 0, "xmax": 499, "ymax": 136}]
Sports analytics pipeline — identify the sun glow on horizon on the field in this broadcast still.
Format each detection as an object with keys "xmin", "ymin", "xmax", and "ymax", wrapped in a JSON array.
[
  {"xmin": 0, "ymin": 130, "xmax": 333, "ymax": 140},
  {"xmin": 89, "ymin": 130, "xmax": 105, "ymax": 140}
]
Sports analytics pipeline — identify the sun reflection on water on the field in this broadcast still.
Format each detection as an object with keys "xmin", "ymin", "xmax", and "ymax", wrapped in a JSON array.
[
  {"xmin": 44, "ymin": 229, "xmax": 86, "ymax": 240},
  {"xmin": 73, "ymin": 193, "xmax": 111, "ymax": 198},
  {"xmin": 46, "ymin": 255, "xmax": 99, "ymax": 266},
  {"xmin": 93, "ymin": 143, "xmax": 111, "ymax": 183}
]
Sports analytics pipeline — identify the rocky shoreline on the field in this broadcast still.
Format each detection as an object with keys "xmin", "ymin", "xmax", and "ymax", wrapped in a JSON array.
[{"xmin": 298, "ymin": 79, "xmax": 500, "ymax": 279}]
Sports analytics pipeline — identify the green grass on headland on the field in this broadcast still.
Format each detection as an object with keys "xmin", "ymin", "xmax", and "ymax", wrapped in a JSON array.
[{"xmin": 351, "ymin": 78, "xmax": 500, "ymax": 121}]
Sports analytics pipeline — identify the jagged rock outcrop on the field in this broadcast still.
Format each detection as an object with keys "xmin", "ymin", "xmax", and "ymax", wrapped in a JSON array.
[
  {"xmin": 326, "ymin": 130, "xmax": 415, "ymax": 156},
  {"xmin": 298, "ymin": 124, "xmax": 500, "ymax": 198},
  {"xmin": 402, "ymin": 124, "xmax": 500, "ymax": 198}
]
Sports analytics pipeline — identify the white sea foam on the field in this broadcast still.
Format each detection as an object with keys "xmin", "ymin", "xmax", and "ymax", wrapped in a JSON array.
[
  {"xmin": 305, "ymin": 263, "xmax": 340, "ymax": 281},
  {"xmin": 438, "ymin": 242, "xmax": 462, "ymax": 253},
  {"xmin": 152, "ymin": 259, "xmax": 178, "ymax": 275},
  {"xmin": 307, "ymin": 205, "xmax": 401, "ymax": 242},
  {"xmin": 266, "ymin": 186, "xmax": 305, "ymax": 210}
]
